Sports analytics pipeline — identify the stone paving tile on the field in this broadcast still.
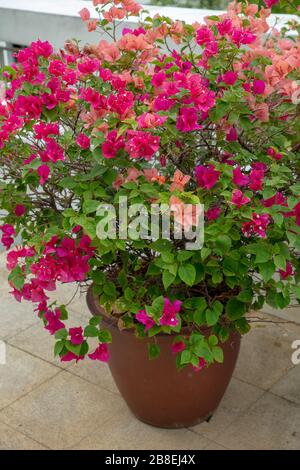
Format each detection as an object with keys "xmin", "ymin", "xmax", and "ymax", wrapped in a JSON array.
[
  {"xmin": 0, "ymin": 274, "xmax": 39, "ymax": 341},
  {"xmin": 204, "ymin": 441, "xmax": 228, "ymax": 450},
  {"xmin": 0, "ymin": 344, "xmax": 60, "ymax": 411},
  {"xmin": 8, "ymin": 322, "xmax": 68, "ymax": 368},
  {"xmin": 190, "ymin": 377, "xmax": 264, "ymax": 441},
  {"xmin": 233, "ymin": 316, "xmax": 299, "ymax": 390},
  {"xmin": 0, "ymin": 371, "xmax": 125, "ymax": 449},
  {"xmin": 68, "ymin": 359, "xmax": 119, "ymax": 394},
  {"xmin": 214, "ymin": 392, "xmax": 300, "ymax": 450},
  {"xmin": 71, "ymin": 407, "xmax": 211, "ymax": 450},
  {"xmin": 270, "ymin": 366, "xmax": 300, "ymax": 405},
  {"xmin": 0, "ymin": 422, "xmax": 47, "ymax": 450}
]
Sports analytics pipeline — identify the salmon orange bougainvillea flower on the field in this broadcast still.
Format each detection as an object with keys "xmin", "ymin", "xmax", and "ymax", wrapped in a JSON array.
[{"xmin": 0, "ymin": 0, "xmax": 299, "ymax": 370}]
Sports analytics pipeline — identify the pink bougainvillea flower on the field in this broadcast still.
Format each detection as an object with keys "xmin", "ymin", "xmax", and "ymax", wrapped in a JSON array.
[
  {"xmin": 37, "ymin": 164, "xmax": 50, "ymax": 185},
  {"xmin": 231, "ymin": 28, "xmax": 256, "ymax": 47},
  {"xmin": 125, "ymin": 131, "xmax": 160, "ymax": 160},
  {"xmin": 267, "ymin": 147, "xmax": 283, "ymax": 161},
  {"xmin": 151, "ymin": 71, "xmax": 166, "ymax": 87},
  {"xmin": 170, "ymin": 169, "xmax": 191, "ymax": 192},
  {"xmin": 33, "ymin": 122, "xmax": 59, "ymax": 140},
  {"xmin": 171, "ymin": 341, "xmax": 185, "ymax": 354},
  {"xmin": 233, "ymin": 167, "xmax": 249, "ymax": 186},
  {"xmin": 87, "ymin": 20, "xmax": 98, "ymax": 32},
  {"xmin": 76, "ymin": 133, "xmax": 90, "ymax": 149},
  {"xmin": 170, "ymin": 195, "xmax": 200, "ymax": 230},
  {"xmin": 249, "ymin": 169, "xmax": 264, "ymax": 191},
  {"xmin": 143, "ymin": 168, "xmax": 165, "ymax": 185},
  {"xmin": 193, "ymin": 357, "xmax": 207, "ymax": 372},
  {"xmin": 44, "ymin": 309, "xmax": 65, "ymax": 335},
  {"xmin": 135, "ymin": 309, "xmax": 155, "ymax": 331},
  {"xmin": 253, "ymin": 80, "xmax": 266, "ymax": 95},
  {"xmin": 79, "ymin": 8, "xmax": 90, "ymax": 22},
  {"xmin": 0, "ymin": 223, "xmax": 15, "ymax": 250},
  {"xmin": 195, "ymin": 164, "xmax": 220, "ymax": 190},
  {"xmin": 221, "ymin": 71, "xmax": 238, "ymax": 86},
  {"xmin": 231, "ymin": 189, "xmax": 251, "ymax": 208},
  {"xmin": 176, "ymin": 107, "xmax": 201, "ymax": 132},
  {"xmin": 226, "ymin": 127, "xmax": 238, "ymax": 142},
  {"xmin": 137, "ymin": 112, "xmax": 167, "ymax": 129},
  {"xmin": 31, "ymin": 39, "xmax": 53, "ymax": 58},
  {"xmin": 60, "ymin": 352, "xmax": 84, "ymax": 363},
  {"xmin": 279, "ymin": 262, "xmax": 294, "ymax": 280},
  {"xmin": 69, "ymin": 326, "xmax": 84, "ymax": 345},
  {"xmin": 217, "ymin": 19, "xmax": 233, "ymax": 36},
  {"xmin": 196, "ymin": 26, "xmax": 214, "ymax": 45},
  {"xmin": 39, "ymin": 139, "xmax": 64, "ymax": 163},
  {"xmin": 88, "ymin": 343, "xmax": 109, "ymax": 362},
  {"xmin": 286, "ymin": 202, "xmax": 300, "ymax": 227},
  {"xmin": 205, "ymin": 206, "xmax": 221, "ymax": 221},
  {"xmin": 262, "ymin": 192, "xmax": 286, "ymax": 208},
  {"xmin": 78, "ymin": 58, "xmax": 100, "ymax": 75},
  {"xmin": 102, "ymin": 130, "xmax": 125, "ymax": 159},
  {"xmin": 263, "ymin": 0, "xmax": 279, "ymax": 7},
  {"xmin": 242, "ymin": 213, "xmax": 271, "ymax": 238},
  {"xmin": 14, "ymin": 204, "xmax": 26, "ymax": 217},
  {"xmin": 160, "ymin": 298, "xmax": 182, "ymax": 327}
]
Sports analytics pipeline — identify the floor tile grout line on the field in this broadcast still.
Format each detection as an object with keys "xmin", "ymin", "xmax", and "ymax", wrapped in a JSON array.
[
  {"xmin": 65, "ymin": 368, "xmax": 121, "ymax": 396},
  {"xmin": 5, "ymin": 341, "xmax": 68, "ymax": 371},
  {"xmin": 3, "ymin": 320, "xmax": 40, "ymax": 342},
  {"xmin": 202, "ymin": 438, "xmax": 230, "ymax": 450},
  {"xmin": 53, "ymin": 400, "xmax": 128, "ymax": 450},
  {"xmin": 268, "ymin": 390, "xmax": 300, "ymax": 407},
  {"xmin": 188, "ymin": 388, "xmax": 269, "ymax": 442},
  {"xmin": 0, "ymin": 418, "xmax": 52, "ymax": 450},
  {"xmin": 0, "ymin": 368, "xmax": 64, "ymax": 414}
]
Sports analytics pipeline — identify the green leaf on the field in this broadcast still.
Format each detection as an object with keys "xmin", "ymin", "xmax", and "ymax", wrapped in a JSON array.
[
  {"xmin": 8, "ymin": 266, "xmax": 25, "ymax": 291},
  {"xmin": 226, "ymin": 298, "xmax": 247, "ymax": 320},
  {"xmin": 215, "ymin": 235, "xmax": 232, "ymax": 254},
  {"xmin": 208, "ymin": 335, "xmax": 218, "ymax": 346},
  {"xmin": 89, "ymin": 316, "xmax": 101, "ymax": 326},
  {"xmin": 54, "ymin": 340, "xmax": 65, "ymax": 357},
  {"xmin": 177, "ymin": 251, "xmax": 193, "ymax": 262},
  {"xmin": 259, "ymin": 261, "xmax": 275, "ymax": 282},
  {"xmin": 235, "ymin": 318, "xmax": 251, "ymax": 334},
  {"xmin": 65, "ymin": 340, "xmax": 82, "ymax": 356},
  {"xmin": 237, "ymin": 290, "xmax": 253, "ymax": 303},
  {"xmin": 54, "ymin": 328, "xmax": 68, "ymax": 340},
  {"xmin": 103, "ymin": 282, "xmax": 116, "ymax": 298},
  {"xmin": 84, "ymin": 325, "xmax": 99, "ymax": 337},
  {"xmin": 178, "ymin": 264, "xmax": 196, "ymax": 286},
  {"xmin": 83, "ymin": 199, "xmax": 100, "ymax": 214},
  {"xmin": 148, "ymin": 343, "xmax": 160, "ymax": 360},
  {"xmin": 291, "ymin": 285, "xmax": 300, "ymax": 300},
  {"xmin": 162, "ymin": 270, "xmax": 175, "ymax": 290},
  {"xmin": 206, "ymin": 306, "xmax": 221, "ymax": 327},
  {"xmin": 180, "ymin": 349, "xmax": 192, "ymax": 364},
  {"xmin": 59, "ymin": 305, "xmax": 68, "ymax": 320},
  {"xmin": 201, "ymin": 247, "xmax": 211, "ymax": 261},
  {"xmin": 212, "ymin": 346, "xmax": 224, "ymax": 363},
  {"xmin": 98, "ymin": 329, "xmax": 112, "ymax": 343},
  {"xmin": 274, "ymin": 255, "xmax": 286, "ymax": 270}
]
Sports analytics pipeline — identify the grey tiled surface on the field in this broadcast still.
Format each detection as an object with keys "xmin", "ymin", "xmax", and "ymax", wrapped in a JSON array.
[{"xmin": 0, "ymin": 253, "xmax": 300, "ymax": 450}]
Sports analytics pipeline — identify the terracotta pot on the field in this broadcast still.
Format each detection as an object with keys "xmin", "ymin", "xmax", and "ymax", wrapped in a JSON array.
[{"xmin": 87, "ymin": 287, "xmax": 241, "ymax": 429}]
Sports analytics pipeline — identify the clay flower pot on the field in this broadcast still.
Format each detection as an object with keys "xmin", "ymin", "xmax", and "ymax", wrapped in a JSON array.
[{"xmin": 87, "ymin": 287, "xmax": 241, "ymax": 429}]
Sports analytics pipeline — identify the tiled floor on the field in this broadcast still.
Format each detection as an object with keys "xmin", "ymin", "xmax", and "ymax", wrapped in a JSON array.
[{"xmin": 0, "ymin": 253, "xmax": 300, "ymax": 450}]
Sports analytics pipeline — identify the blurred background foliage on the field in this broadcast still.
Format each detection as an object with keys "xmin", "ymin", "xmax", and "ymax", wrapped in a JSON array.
[{"xmin": 145, "ymin": 0, "xmax": 299, "ymax": 14}]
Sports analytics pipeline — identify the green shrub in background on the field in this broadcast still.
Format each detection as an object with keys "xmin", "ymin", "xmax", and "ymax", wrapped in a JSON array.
[{"xmin": 150, "ymin": 0, "xmax": 298, "ymax": 14}]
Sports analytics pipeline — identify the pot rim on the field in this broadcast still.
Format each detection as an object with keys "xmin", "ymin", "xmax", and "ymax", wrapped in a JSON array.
[{"xmin": 86, "ymin": 285, "xmax": 236, "ymax": 338}]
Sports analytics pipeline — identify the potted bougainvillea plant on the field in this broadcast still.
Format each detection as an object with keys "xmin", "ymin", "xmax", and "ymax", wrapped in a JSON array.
[{"xmin": 0, "ymin": 0, "xmax": 299, "ymax": 428}]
